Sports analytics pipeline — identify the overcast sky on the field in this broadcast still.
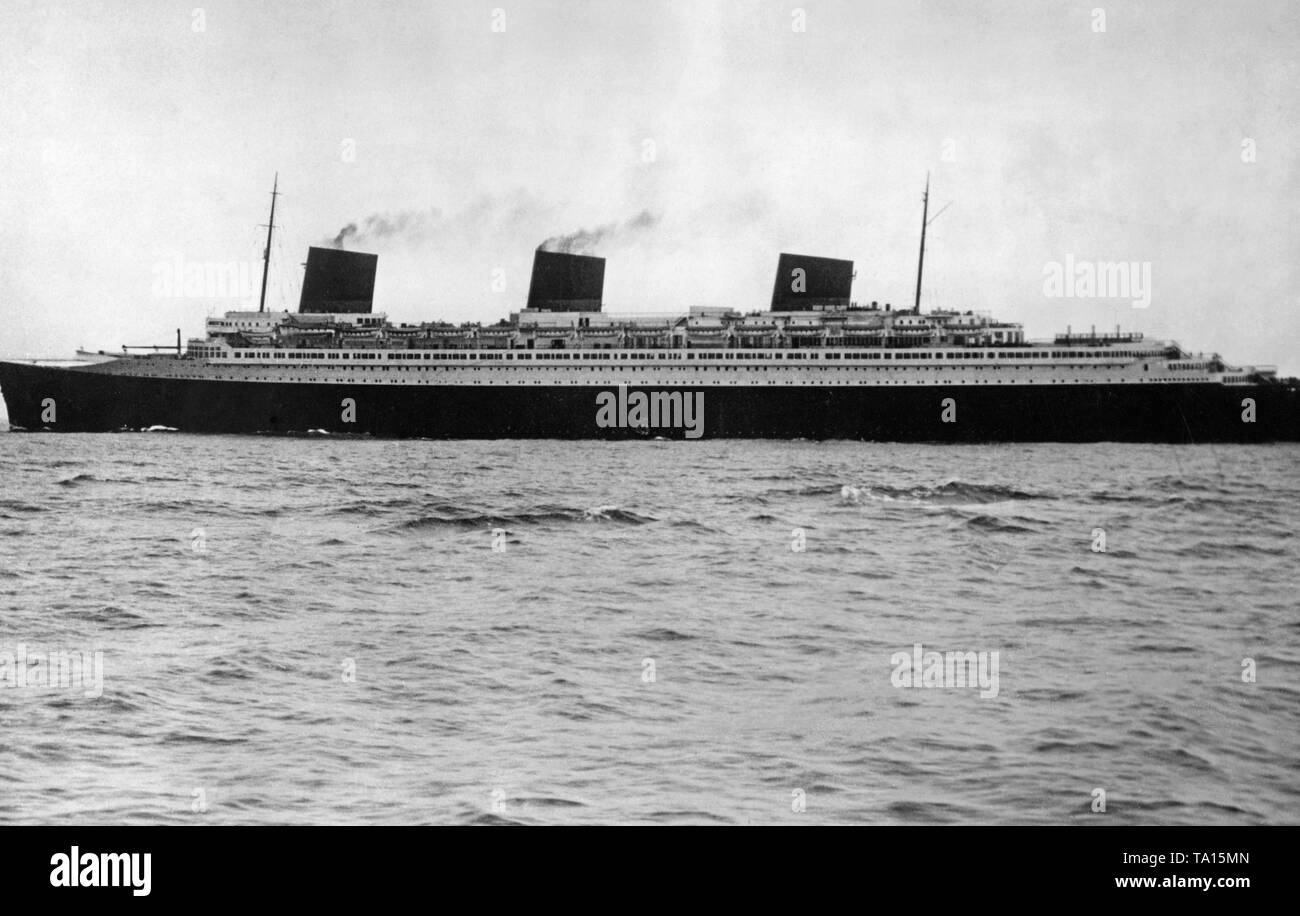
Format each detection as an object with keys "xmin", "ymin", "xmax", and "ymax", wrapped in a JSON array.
[{"xmin": 1, "ymin": 0, "xmax": 1296, "ymax": 372}]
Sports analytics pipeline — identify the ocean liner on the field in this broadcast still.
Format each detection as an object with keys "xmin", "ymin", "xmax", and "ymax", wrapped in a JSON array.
[{"xmin": 1, "ymin": 179, "xmax": 1296, "ymax": 441}]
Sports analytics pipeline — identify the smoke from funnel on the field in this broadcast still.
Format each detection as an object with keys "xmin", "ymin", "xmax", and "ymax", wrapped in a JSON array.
[
  {"xmin": 333, "ymin": 223, "xmax": 358, "ymax": 248},
  {"xmin": 539, "ymin": 210, "xmax": 660, "ymax": 255},
  {"xmin": 329, "ymin": 208, "xmax": 445, "ymax": 249},
  {"xmin": 325, "ymin": 200, "xmax": 662, "ymax": 259}
]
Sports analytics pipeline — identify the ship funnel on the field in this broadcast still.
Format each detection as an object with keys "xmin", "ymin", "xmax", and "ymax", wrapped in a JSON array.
[
  {"xmin": 771, "ymin": 252, "xmax": 854, "ymax": 311},
  {"xmin": 526, "ymin": 250, "xmax": 605, "ymax": 312},
  {"xmin": 299, "ymin": 246, "xmax": 378, "ymax": 314}
]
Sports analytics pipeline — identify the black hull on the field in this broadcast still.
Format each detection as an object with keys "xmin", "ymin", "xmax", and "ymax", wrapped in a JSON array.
[{"xmin": 1, "ymin": 361, "xmax": 1297, "ymax": 442}]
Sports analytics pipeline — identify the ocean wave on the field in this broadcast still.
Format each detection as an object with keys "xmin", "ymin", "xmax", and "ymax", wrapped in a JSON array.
[
  {"xmin": 1179, "ymin": 540, "xmax": 1286, "ymax": 558},
  {"xmin": 390, "ymin": 504, "xmax": 656, "ymax": 531},
  {"xmin": 56, "ymin": 604, "xmax": 153, "ymax": 628},
  {"xmin": 821, "ymin": 480, "xmax": 1053, "ymax": 505},
  {"xmin": 2, "ymin": 437, "xmax": 1297, "ymax": 825},
  {"xmin": 961, "ymin": 514, "xmax": 1038, "ymax": 533},
  {"xmin": 634, "ymin": 627, "xmax": 697, "ymax": 641},
  {"xmin": 0, "ymin": 500, "xmax": 45, "ymax": 513}
]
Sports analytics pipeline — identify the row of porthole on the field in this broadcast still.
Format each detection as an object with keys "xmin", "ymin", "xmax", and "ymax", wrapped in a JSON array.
[
  {"xmin": 130, "ymin": 363, "xmax": 1175, "ymax": 379},
  {"xmin": 147, "ymin": 373, "xmax": 1172, "ymax": 387},
  {"xmin": 205, "ymin": 360, "xmax": 1152, "ymax": 371},
  {"xmin": 145, "ymin": 363, "xmax": 1168, "ymax": 382},
  {"xmin": 149, "ymin": 376, "xmax": 1159, "ymax": 387},
  {"xmin": 168, "ymin": 364, "xmax": 1169, "ymax": 376}
]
